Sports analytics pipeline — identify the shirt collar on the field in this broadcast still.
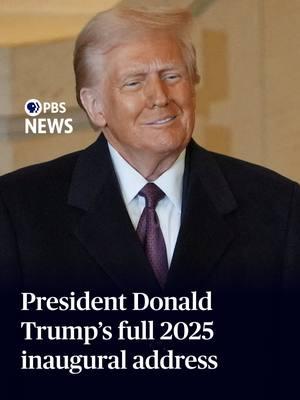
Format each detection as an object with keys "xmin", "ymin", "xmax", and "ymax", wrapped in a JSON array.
[
  {"xmin": 108, "ymin": 142, "xmax": 185, "ymax": 212},
  {"xmin": 153, "ymin": 150, "xmax": 185, "ymax": 212}
]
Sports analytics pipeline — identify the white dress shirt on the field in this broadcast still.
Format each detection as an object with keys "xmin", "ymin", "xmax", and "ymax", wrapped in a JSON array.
[{"xmin": 108, "ymin": 142, "xmax": 185, "ymax": 267}]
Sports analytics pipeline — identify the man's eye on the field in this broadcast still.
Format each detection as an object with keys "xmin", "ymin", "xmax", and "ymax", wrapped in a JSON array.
[
  {"xmin": 124, "ymin": 81, "xmax": 141, "ymax": 88},
  {"xmin": 164, "ymin": 74, "xmax": 180, "ymax": 81}
]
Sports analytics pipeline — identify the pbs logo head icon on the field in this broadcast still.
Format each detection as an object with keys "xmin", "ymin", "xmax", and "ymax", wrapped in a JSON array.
[{"xmin": 25, "ymin": 99, "xmax": 42, "ymax": 116}]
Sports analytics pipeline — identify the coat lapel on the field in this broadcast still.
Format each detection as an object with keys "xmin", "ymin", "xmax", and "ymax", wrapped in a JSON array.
[
  {"xmin": 68, "ymin": 135, "xmax": 161, "ymax": 293},
  {"xmin": 68, "ymin": 135, "xmax": 238, "ymax": 293},
  {"xmin": 166, "ymin": 140, "xmax": 238, "ymax": 292}
]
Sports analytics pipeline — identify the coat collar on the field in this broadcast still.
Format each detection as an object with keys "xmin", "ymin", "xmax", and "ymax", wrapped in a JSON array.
[
  {"xmin": 68, "ymin": 134, "xmax": 162, "ymax": 294},
  {"xmin": 166, "ymin": 140, "xmax": 237, "ymax": 292},
  {"xmin": 68, "ymin": 135, "xmax": 238, "ymax": 293}
]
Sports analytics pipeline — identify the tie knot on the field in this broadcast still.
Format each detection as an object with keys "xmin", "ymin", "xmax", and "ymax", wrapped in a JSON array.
[{"xmin": 139, "ymin": 183, "xmax": 165, "ymax": 209}]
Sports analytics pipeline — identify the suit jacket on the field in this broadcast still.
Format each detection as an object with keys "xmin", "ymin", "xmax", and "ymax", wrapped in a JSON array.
[
  {"xmin": 0, "ymin": 134, "xmax": 299, "ymax": 397},
  {"xmin": 0, "ymin": 134, "xmax": 299, "ymax": 293}
]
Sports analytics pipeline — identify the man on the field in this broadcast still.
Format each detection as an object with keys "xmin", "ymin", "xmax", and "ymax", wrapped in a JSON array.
[{"xmin": 0, "ymin": 5, "xmax": 299, "ymax": 397}]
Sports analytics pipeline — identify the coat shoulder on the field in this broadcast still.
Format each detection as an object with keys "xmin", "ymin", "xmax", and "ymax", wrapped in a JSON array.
[
  {"xmin": 210, "ymin": 150, "xmax": 298, "ymax": 196},
  {"xmin": 0, "ymin": 150, "xmax": 84, "ymax": 214},
  {"xmin": 0, "ymin": 149, "xmax": 81, "ymax": 196}
]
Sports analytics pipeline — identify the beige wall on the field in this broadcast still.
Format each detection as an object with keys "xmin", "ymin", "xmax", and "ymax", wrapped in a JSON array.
[
  {"xmin": 193, "ymin": 0, "xmax": 265, "ymax": 165},
  {"xmin": 264, "ymin": 1, "xmax": 300, "ymax": 180},
  {"xmin": 193, "ymin": 0, "xmax": 300, "ymax": 182},
  {"xmin": 0, "ymin": 0, "xmax": 299, "ymax": 182}
]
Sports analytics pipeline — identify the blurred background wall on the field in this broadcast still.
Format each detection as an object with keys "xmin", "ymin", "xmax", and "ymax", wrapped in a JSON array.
[{"xmin": 0, "ymin": 0, "xmax": 299, "ymax": 182}]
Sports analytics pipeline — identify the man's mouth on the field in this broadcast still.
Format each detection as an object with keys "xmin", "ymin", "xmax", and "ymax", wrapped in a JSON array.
[{"xmin": 144, "ymin": 116, "xmax": 177, "ymax": 126}]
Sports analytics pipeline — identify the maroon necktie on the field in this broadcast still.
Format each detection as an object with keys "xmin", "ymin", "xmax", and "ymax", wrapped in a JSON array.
[{"xmin": 136, "ymin": 183, "xmax": 168, "ymax": 288}]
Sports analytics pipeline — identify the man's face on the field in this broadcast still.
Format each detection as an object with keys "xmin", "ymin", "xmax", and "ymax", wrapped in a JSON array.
[{"xmin": 97, "ymin": 32, "xmax": 196, "ymax": 162}]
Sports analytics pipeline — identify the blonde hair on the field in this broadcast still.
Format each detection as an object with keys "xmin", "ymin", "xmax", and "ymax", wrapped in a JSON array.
[{"xmin": 73, "ymin": 5, "xmax": 200, "ymax": 109}]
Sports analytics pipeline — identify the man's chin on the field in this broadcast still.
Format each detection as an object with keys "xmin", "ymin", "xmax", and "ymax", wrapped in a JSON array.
[
  {"xmin": 143, "ymin": 143, "xmax": 182, "ymax": 156},
  {"xmin": 145, "ymin": 135, "xmax": 189, "ymax": 153}
]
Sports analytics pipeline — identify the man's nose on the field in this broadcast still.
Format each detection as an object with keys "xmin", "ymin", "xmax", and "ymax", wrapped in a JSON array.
[{"xmin": 144, "ymin": 76, "xmax": 169, "ymax": 108}]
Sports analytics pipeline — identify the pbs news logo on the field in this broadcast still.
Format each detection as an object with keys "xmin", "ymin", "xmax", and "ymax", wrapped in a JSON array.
[{"xmin": 24, "ymin": 99, "xmax": 73, "ymax": 134}]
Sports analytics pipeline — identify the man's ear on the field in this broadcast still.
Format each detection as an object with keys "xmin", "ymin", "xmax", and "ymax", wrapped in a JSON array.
[{"xmin": 80, "ymin": 88, "xmax": 107, "ymax": 127}]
